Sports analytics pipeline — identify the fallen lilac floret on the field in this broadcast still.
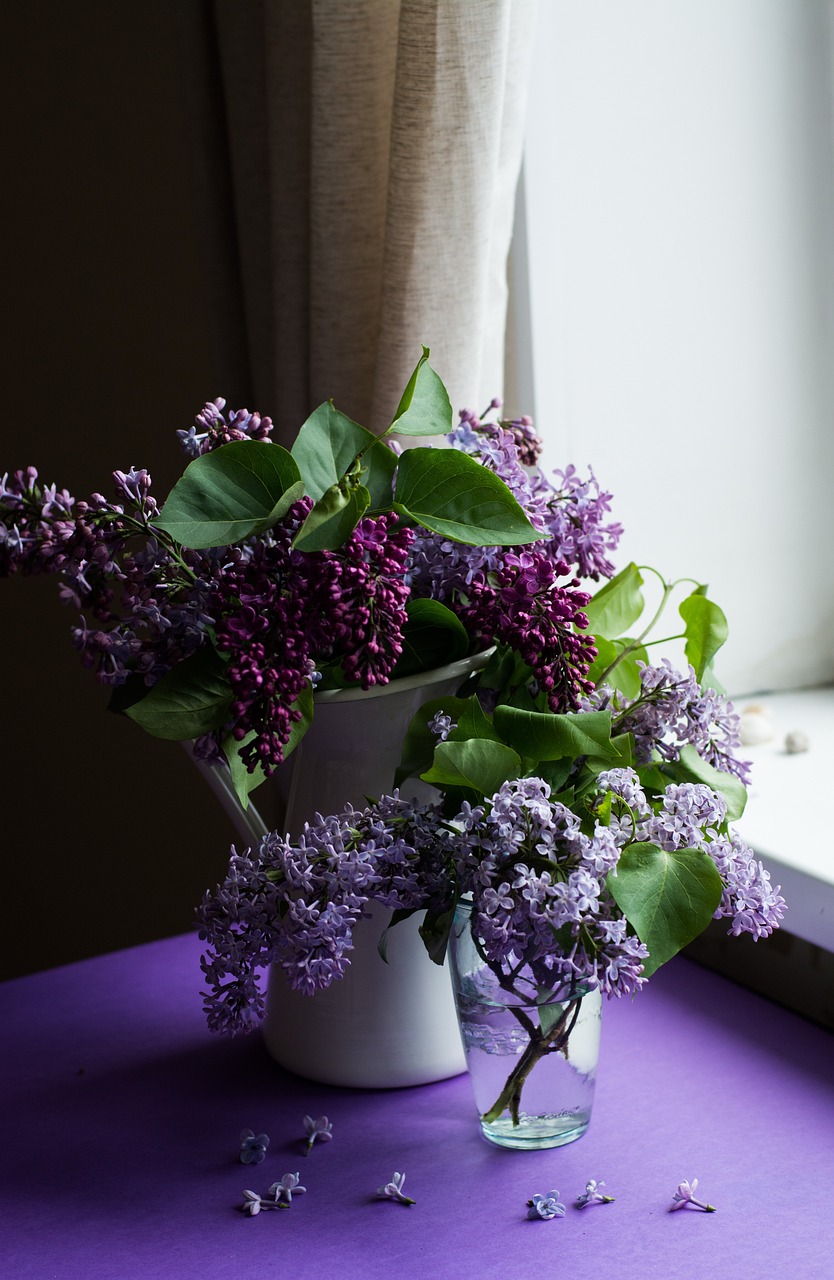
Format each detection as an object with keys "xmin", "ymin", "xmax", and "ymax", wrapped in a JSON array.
[
  {"xmin": 303, "ymin": 1114, "xmax": 333, "ymax": 1154},
  {"xmin": 527, "ymin": 1190, "xmax": 566, "ymax": 1220},
  {"xmin": 270, "ymin": 1173, "xmax": 306, "ymax": 1206},
  {"xmin": 377, "ymin": 1172, "xmax": 416, "ymax": 1205},
  {"xmin": 670, "ymin": 1179, "xmax": 716, "ymax": 1212},
  {"xmin": 239, "ymin": 1128, "xmax": 270, "ymax": 1164},
  {"xmin": 575, "ymin": 1179, "xmax": 615, "ymax": 1208}
]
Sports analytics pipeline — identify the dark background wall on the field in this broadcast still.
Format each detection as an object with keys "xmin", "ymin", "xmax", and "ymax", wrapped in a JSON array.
[{"xmin": 0, "ymin": 3, "xmax": 243, "ymax": 977}]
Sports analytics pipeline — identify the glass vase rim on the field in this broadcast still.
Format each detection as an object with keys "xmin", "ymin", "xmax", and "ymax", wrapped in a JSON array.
[
  {"xmin": 451, "ymin": 896, "xmax": 600, "ymax": 1004},
  {"xmin": 313, "ymin": 646, "xmax": 495, "ymax": 704}
]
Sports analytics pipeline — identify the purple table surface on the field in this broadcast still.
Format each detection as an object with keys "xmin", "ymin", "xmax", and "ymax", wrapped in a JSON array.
[{"xmin": 1, "ymin": 933, "xmax": 832, "ymax": 1280}]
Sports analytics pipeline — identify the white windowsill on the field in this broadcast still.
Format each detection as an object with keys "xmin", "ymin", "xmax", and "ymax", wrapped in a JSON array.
[{"xmin": 733, "ymin": 687, "xmax": 834, "ymax": 952}]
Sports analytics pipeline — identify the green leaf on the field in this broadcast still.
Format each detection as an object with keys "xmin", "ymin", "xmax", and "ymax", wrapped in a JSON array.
[
  {"xmin": 156, "ymin": 441, "xmax": 304, "ymax": 549},
  {"xmin": 583, "ymin": 563, "xmax": 645, "ymax": 639},
  {"xmin": 362, "ymin": 439, "xmax": 399, "ymax": 510},
  {"xmin": 107, "ymin": 672, "xmax": 154, "ymax": 716},
  {"xmin": 421, "ymin": 738, "xmax": 522, "ymax": 799},
  {"xmin": 392, "ymin": 599, "xmax": 469, "ymax": 679},
  {"xmin": 222, "ymin": 734, "xmax": 266, "ymax": 807},
  {"xmin": 418, "ymin": 899, "xmax": 458, "ymax": 965},
  {"xmin": 377, "ymin": 908, "xmax": 420, "ymax": 964},
  {"xmin": 587, "ymin": 637, "xmax": 648, "ymax": 699},
  {"xmin": 394, "ymin": 448, "xmax": 540, "ymax": 546},
  {"xmin": 290, "ymin": 401, "xmax": 377, "ymax": 501},
  {"xmin": 607, "ymin": 643, "xmax": 648, "ymax": 698},
  {"xmin": 390, "ymin": 346, "xmax": 453, "ymax": 437},
  {"xmin": 608, "ymin": 841, "xmax": 724, "ymax": 978},
  {"xmin": 679, "ymin": 591, "xmax": 729, "ymax": 680},
  {"xmin": 394, "ymin": 695, "xmax": 475, "ymax": 789},
  {"xmin": 492, "ymin": 706, "xmax": 618, "ymax": 764},
  {"xmin": 536, "ymin": 757, "xmax": 575, "ymax": 794},
  {"xmin": 450, "ymin": 696, "xmax": 503, "ymax": 743},
  {"xmin": 671, "ymin": 744, "xmax": 747, "ymax": 822},
  {"xmin": 292, "ymin": 482, "xmax": 370, "ymax": 552},
  {"xmin": 539, "ymin": 999, "xmax": 567, "ymax": 1038},
  {"xmin": 222, "ymin": 683, "xmax": 314, "ymax": 808},
  {"xmin": 123, "ymin": 647, "xmax": 232, "ymax": 740}
]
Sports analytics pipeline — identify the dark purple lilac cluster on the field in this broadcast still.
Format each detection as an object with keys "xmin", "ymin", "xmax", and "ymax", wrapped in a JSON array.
[
  {"xmin": 212, "ymin": 509, "xmax": 414, "ymax": 774},
  {"xmin": 461, "ymin": 549, "xmax": 598, "ymax": 711},
  {"xmin": 213, "ymin": 501, "xmax": 327, "ymax": 774},
  {"xmin": 176, "ymin": 398, "xmax": 274, "ymax": 458},
  {"xmin": 0, "ymin": 406, "xmax": 418, "ymax": 776},
  {"xmin": 324, "ymin": 513, "xmax": 414, "ymax": 688},
  {"xmin": 403, "ymin": 403, "xmax": 622, "ymax": 711}
]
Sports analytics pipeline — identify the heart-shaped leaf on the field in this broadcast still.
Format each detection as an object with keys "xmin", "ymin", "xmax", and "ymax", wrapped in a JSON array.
[
  {"xmin": 124, "ymin": 647, "xmax": 232, "ymax": 740},
  {"xmin": 156, "ymin": 441, "xmax": 303, "ymax": 549},
  {"xmin": 394, "ymin": 448, "xmax": 539, "ymax": 546},
  {"xmin": 390, "ymin": 347, "xmax": 453, "ymax": 436},
  {"xmin": 392, "ymin": 599, "xmax": 469, "ymax": 678},
  {"xmin": 607, "ymin": 841, "xmax": 723, "ymax": 977},
  {"xmin": 680, "ymin": 590, "xmax": 728, "ymax": 680},
  {"xmin": 394, "ymin": 695, "xmax": 491, "ymax": 789},
  {"xmin": 669, "ymin": 744, "xmax": 747, "ymax": 822},
  {"xmin": 493, "ymin": 705, "xmax": 618, "ymax": 764},
  {"xmin": 583, "ymin": 563, "xmax": 645, "ymax": 639},
  {"xmin": 421, "ymin": 738, "xmax": 522, "ymax": 799},
  {"xmin": 291, "ymin": 401, "xmax": 377, "ymax": 501}
]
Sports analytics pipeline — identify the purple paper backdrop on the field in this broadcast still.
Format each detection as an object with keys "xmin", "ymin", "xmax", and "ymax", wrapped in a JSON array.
[{"xmin": 1, "ymin": 932, "xmax": 832, "ymax": 1279}]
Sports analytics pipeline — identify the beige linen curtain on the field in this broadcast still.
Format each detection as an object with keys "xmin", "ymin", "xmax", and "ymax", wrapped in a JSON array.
[{"xmin": 177, "ymin": 0, "xmax": 537, "ymax": 441}]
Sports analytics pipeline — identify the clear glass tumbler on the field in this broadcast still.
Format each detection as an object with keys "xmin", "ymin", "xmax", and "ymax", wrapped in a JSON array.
[{"xmin": 448, "ymin": 898, "xmax": 602, "ymax": 1149}]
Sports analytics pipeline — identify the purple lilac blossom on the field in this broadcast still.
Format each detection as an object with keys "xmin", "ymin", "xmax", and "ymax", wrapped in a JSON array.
[
  {"xmin": 427, "ymin": 711, "xmax": 456, "ymax": 741},
  {"xmin": 198, "ymin": 769, "xmax": 783, "ymax": 1036},
  {"xmin": 527, "ymin": 1191, "xmax": 567, "ymax": 1220},
  {"xmin": 176, "ymin": 398, "xmax": 274, "ymax": 457},
  {"xmin": 454, "ymin": 777, "xmax": 649, "ymax": 999},
  {"xmin": 196, "ymin": 794, "xmax": 455, "ymax": 1033},
  {"xmin": 405, "ymin": 403, "xmax": 619, "ymax": 711},
  {"xmin": 460, "ymin": 549, "xmax": 598, "ymax": 712},
  {"xmin": 589, "ymin": 659, "xmax": 753, "ymax": 786},
  {"xmin": 530, "ymin": 465, "xmax": 624, "ymax": 580},
  {"xmin": 212, "ymin": 507, "xmax": 413, "ymax": 775},
  {"xmin": 595, "ymin": 770, "xmax": 785, "ymax": 939}
]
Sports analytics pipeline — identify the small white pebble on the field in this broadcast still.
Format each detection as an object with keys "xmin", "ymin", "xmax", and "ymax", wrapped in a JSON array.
[
  {"xmin": 784, "ymin": 730, "xmax": 809, "ymax": 754},
  {"xmin": 739, "ymin": 706, "xmax": 776, "ymax": 746}
]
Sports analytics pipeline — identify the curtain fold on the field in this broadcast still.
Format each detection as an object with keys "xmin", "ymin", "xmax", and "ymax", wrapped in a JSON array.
[{"xmin": 176, "ymin": 0, "xmax": 537, "ymax": 441}]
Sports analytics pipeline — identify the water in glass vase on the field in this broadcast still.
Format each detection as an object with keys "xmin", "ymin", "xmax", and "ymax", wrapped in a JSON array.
[
  {"xmin": 448, "ymin": 899, "xmax": 603, "ymax": 1150},
  {"xmin": 455, "ymin": 981, "xmax": 602, "ymax": 1149}
]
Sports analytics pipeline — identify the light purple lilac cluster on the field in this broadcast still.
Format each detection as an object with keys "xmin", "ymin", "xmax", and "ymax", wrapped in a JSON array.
[
  {"xmin": 454, "ymin": 777, "xmax": 649, "ymax": 1000},
  {"xmin": 197, "ymin": 793, "xmax": 454, "ymax": 1033},
  {"xmin": 598, "ymin": 769, "xmax": 786, "ymax": 938},
  {"xmin": 197, "ymin": 769, "xmax": 783, "ymax": 1035},
  {"xmin": 587, "ymin": 659, "xmax": 752, "ymax": 785}
]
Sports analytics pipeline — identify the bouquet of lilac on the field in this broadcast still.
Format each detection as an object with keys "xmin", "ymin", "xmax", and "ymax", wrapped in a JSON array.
[
  {"xmin": 0, "ymin": 349, "xmax": 580, "ymax": 805},
  {"xmin": 191, "ymin": 367, "xmax": 785, "ymax": 1128},
  {"xmin": 2, "ymin": 344, "xmax": 785, "ymax": 1127}
]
